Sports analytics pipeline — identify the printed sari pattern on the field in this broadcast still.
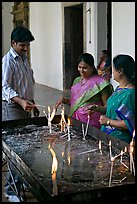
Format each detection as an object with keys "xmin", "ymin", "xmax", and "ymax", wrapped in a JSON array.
[{"xmin": 69, "ymin": 75, "xmax": 113, "ymax": 129}]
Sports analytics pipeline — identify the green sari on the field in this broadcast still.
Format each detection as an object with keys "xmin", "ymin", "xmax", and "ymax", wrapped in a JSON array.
[{"xmin": 101, "ymin": 86, "xmax": 135, "ymax": 143}]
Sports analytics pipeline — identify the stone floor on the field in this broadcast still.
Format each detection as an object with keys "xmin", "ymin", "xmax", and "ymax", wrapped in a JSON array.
[{"xmin": 2, "ymin": 83, "xmax": 70, "ymax": 202}]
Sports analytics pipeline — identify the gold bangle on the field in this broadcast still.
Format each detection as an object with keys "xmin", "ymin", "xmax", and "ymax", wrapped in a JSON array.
[
  {"xmin": 107, "ymin": 120, "xmax": 112, "ymax": 126},
  {"xmin": 107, "ymin": 120, "xmax": 110, "ymax": 126}
]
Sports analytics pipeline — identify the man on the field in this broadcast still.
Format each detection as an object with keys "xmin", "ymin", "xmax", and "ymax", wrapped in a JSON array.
[{"xmin": 2, "ymin": 26, "xmax": 39, "ymax": 202}]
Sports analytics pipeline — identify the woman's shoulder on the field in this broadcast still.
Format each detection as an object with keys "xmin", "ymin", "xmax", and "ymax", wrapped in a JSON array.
[
  {"xmin": 92, "ymin": 74, "xmax": 109, "ymax": 83},
  {"xmin": 73, "ymin": 76, "xmax": 81, "ymax": 85}
]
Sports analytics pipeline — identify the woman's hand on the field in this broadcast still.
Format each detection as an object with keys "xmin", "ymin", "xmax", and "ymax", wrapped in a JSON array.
[
  {"xmin": 99, "ymin": 115, "xmax": 111, "ymax": 126},
  {"xmin": 87, "ymin": 105, "xmax": 99, "ymax": 115},
  {"xmin": 55, "ymin": 97, "xmax": 70, "ymax": 110},
  {"xmin": 55, "ymin": 97, "xmax": 64, "ymax": 109}
]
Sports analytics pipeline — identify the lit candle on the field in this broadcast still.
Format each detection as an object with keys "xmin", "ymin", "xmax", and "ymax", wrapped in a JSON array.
[
  {"xmin": 67, "ymin": 117, "xmax": 71, "ymax": 141},
  {"xmin": 49, "ymin": 145, "xmax": 58, "ymax": 195},
  {"xmin": 60, "ymin": 107, "xmax": 66, "ymax": 132},
  {"xmin": 129, "ymin": 143, "xmax": 135, "ymax": 176}
]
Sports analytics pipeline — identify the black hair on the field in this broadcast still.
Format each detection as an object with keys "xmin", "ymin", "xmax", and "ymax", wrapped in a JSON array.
[
  {"xmin": 11, "ymin": 26, "xmax": 35, "ymax": 43},
  {"xmin": 78, "ymin": 53, "xmax": 98, "ymax": 75},
  {"xmin": 101, "ymin": 49, "xmax": 110, "ymax": 57},
  {"xmin": 113, "ymin": 54, "xmax": 135, "ymax": 85}
]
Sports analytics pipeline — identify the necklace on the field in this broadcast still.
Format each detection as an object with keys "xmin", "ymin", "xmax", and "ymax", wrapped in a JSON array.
[{"xmin": 119, "ymin": 82, "xmax": 131, "ymax": 89}]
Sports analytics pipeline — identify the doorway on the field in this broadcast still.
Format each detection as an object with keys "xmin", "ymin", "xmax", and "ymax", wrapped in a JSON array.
[{"xmin": 64, "ymin": 4, "xmax": 83, "ymax": 89}]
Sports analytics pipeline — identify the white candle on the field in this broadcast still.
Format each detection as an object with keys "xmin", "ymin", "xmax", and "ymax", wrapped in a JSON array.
[
  {"xmin": 43, "ymin": 110, "xmax": 48, "ymax": 119},
  {"xmin": 129, "ymin": 144, "xmax": 135, "ymax": 176},
  {"xmin": 48, "ymin": 106, "xmax": 51, "ymax": 119},
  {"xmin": 67, "ymin": 141, "xmax": 71, "ymax": 165},
  {"xmin": 99, "ymin": 140, "xmax": 102, "ymax": 155},
  {"xmin": 82, "ymin": 124, "xmax": 85, "ymax": 140},
  {"xmin": 84, "ymin": 115, "xmax": 90, "ymax": 138},
  {"xmin": 109, "ymin": 157, "xmax": 114, "ymax": 187},
  {"xmin": 67, "ymin": 117, "xmax": 70, "ymax": 141},
  {"xmin": 120, "ymin": 150, "xmax": 123, "ymax": 163},
  {"xmin": 109, "ymin": 140, "xmax": 112, "ymax": 159}
]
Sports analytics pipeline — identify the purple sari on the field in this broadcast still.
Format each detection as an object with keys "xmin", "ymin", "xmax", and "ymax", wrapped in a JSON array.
[{"xmin": 69, "ymin": 75, "xmax": 113, "ymax": 128}]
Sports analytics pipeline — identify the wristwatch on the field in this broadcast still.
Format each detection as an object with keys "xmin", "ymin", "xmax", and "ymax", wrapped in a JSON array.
[{"xmin": 107, "ymin": 120, "xmax": 111, "ymax": 126}]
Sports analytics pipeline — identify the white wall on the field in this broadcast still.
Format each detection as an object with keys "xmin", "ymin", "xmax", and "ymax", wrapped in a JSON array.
[
  {"xmin": 86, "ymin": 2, "xmax": 98, "ymax": 66},
  {"xmin": 30, "ymin": 2, "xmax": 63, "ymax": 91},
  {"xmin": 111, "ymin": 2, "xmax": 135, "ymax": 89},
  {"xmin": 2, "ymin": 2, "xmax": 14, "ymax": 56},
  {"xmin": 112, "ymin": 2, "xmax": 135, "ymax": 58},
  {"xmin": 2, "ymin": 2, "xmax": 135, "ymax": 91}
]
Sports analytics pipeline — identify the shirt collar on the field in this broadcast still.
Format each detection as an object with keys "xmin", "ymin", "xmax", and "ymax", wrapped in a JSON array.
[{"xmin": 10, "ymin": 47, "xmax": 27, "ymax": 61}]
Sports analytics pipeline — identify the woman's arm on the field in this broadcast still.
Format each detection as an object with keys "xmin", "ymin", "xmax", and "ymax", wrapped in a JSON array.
[{"xmin": 99, "ymin": 115, "xmax": 128, "ymax": 130}]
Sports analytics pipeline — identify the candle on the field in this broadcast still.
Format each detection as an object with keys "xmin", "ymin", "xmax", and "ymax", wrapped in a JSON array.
[
  {"xmin": 48, "ymin": 106, "xmax": 51, "ymax": 119},
  {"xmin": 67, "ymin": 117, "xmax": 70, "ymax": 141},
  {"xmin": 43, "ymin": 110, "xmax": 48, "ymax": 119},
  {"xmin": 48, "ymin": 106, "xmax": 51, "ymax": 132},
  {"xmin": 99, "ymin": 140, "xmax": 102, "ymax": 155},
  {"xmin": 109, "ymin": 157, "xmax": 114, "ymax": 187},
  {"xmin": 129, "ymin": 143, "xmax": 135, "ymax": 176},
  {"xmin": 109, "ymin": 140, "xmax": 112, "ymax": 159},
  {"xmin": 82, "ymin": 124, "xmax": 85, "ymax": 139},
  {"xmin": 60, "ymin": 107, "xmax": 66, "ymax": 132},
  {"xmin": 67, "ymin": 141, "xmax": 71, "ymax": 165},
  {"xmin": 84, "ymin": 115, "xmax": 90, "ymax": 138},
  {"xmin": 120, "ymin": 150, "xmax": 123, "ymax": 163},
  {"xmin": 47, "ymin": 106, "xmax": 56, "ymax": 134}
]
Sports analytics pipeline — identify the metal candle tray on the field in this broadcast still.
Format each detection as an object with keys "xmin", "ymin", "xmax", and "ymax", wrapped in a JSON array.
[{"xmin": 2, "ymin": 116, "xmax": 135, "ymax": 202}]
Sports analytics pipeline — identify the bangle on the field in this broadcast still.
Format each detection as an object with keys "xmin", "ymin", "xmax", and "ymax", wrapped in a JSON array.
[{"xmin": 107, "ymin": 120, "xmax": 112, "ymax": 126}]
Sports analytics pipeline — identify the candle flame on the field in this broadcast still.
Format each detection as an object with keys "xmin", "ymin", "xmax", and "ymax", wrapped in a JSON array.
[
  {"xmin": 48, "ymin": 144, "xmax": 58, "ymax": 174},
  {"xmin": 68, "ymin": 117, "xmax": 70, "ymax": 126},
  {"xmin": 48, "ymin": 106, "xmax": 51, "ymax": 113},
  {"xmin": 109, "ymin": 140, "xmax": 111, "ymax": 146},
  {"xmin": 68, "ymin": 155, "xmax": 71, "ymax": 165}
]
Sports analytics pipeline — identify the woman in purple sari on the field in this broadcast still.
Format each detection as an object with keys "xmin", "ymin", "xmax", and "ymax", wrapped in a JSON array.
[{"xmin": 55, "ymin": 53, "xmax": 113, "ymax": 129}]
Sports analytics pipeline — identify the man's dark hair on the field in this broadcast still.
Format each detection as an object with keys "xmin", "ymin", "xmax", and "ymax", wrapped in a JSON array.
[{"xmin": 11, "ymin": 26, "xmax": 35, "ymax": 43}]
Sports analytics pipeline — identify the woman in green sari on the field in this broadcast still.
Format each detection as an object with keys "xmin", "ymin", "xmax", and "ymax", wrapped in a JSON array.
[{"xmin": 89, "ymin": 54, "xmax": 135, "ymax": 143}]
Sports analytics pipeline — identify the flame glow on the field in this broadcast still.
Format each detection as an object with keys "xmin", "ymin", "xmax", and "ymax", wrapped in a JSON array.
[{"xmin": 48, "ymin": 144, "xmax": 58, "ymax": 174}]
